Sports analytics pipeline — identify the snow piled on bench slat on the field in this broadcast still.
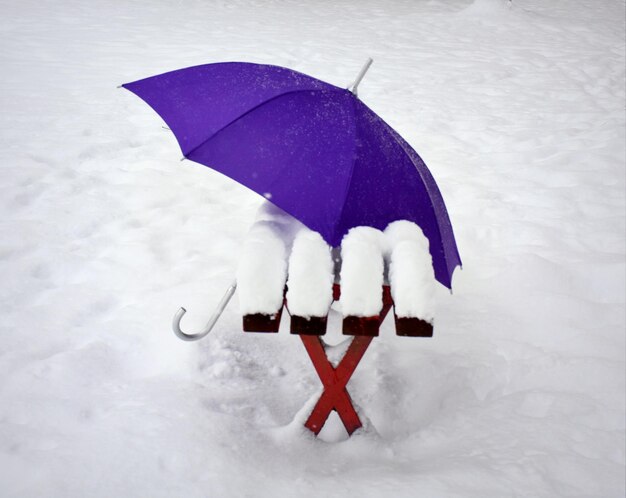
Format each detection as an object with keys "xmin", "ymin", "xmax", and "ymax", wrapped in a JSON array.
[
  {"xmin": 339, "ymin": 227, "xmax": 385, "ymax": 316},
  {"xmin": 236, "ymin": 202, "xmax": 302, "ymax": 315},
  {"xmin": 286, "ymin": 230, "xmax": 334, "ymax": 318},
  {"xmin": 385, "ymin": 220, "xmax": 436, "ymax": 321}
]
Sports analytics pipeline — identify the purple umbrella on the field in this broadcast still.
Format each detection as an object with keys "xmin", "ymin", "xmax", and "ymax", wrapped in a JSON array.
[{"xmin": 121, "ymin": 60, "xmax": 461, "ymax": 288}]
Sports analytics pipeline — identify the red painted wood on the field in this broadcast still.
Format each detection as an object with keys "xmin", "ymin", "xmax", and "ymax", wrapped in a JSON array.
[
  {"xmin": 332, "ymin": 283, "xmax": 341, "ymax": 301},
  {"xmin": 299, "ymin": 285, "xmax": 398, "ymax": 436},
  {"xmin": 300, "ymin": 335, "xmax": 371, "ymax": 435},
  {"xmin": 242, "ymin": 308, "xmax": 283, "ymax": 333},
  {"xmin": 394, "ymin": 315, "xmax": 434, "ymax": 337},
  {"xmin": 342, "ymin": 316, "xmax": 381, "ymax": 336},
  {"xmin": 289, "ymin": 315, "xmax": 327, "ymax": 335}
]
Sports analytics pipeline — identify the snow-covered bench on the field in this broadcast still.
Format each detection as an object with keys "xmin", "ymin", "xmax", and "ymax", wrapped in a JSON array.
[
  {"xmin": 172, "ymin": 202, "xmax": 439, "ymax": 436},
  {"xmin": 235, "ymin": 203, "xmax": 438, "ymax": 436},
  {"xmin": 237, "ymin": 202, "xmax": 436, "ymax": 338}
]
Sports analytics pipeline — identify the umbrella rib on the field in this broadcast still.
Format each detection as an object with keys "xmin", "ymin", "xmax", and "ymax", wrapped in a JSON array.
[
  {"xmin": 376, "ymin": 114, "xmax": 461, "ymax": 282},
  {"xmin": 182, "ymin": 88, "xmax": 346, "ymax": 160},
  {"xmin": 331, "ymin": 96, "xmax": 359, "ymax": 245}
]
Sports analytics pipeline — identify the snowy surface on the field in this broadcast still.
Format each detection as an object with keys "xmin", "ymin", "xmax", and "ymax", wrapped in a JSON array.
[
  {"xmin": 236, "ymin": 202, "xmax": 301, "ymax": 315},
  {"xmin": 1, "ymin": 0, "xmax": 625, "ymax": 497},
  {"xmin": 286, "ymin": 230, "xmax": 334, "ymax": 318},
  {"xmin": 385, "ymin": 221, "xmax": 436, "ymax": 320},
  {"xmin": 339, "ymin": 227, "xmax": 385, "ymax": 316}
]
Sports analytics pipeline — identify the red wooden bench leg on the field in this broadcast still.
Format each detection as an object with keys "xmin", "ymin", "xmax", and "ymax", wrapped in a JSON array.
[{"xmin": 300, "ymin": 335, "xmax": 374, "ymax": 436}]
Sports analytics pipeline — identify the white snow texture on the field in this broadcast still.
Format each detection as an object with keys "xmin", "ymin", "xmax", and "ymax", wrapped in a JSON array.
[
  {"xmin": 248, "ymin": 215, "xmax": 437, "ymax": 320},
  {"xmin": 286, "ymin": 230, "xmax": 334, "ymax": 318},
  {"xmin": 339, "ymin": 227, "xmax": 385, "ymax": 316},
  {"xmin": 1, "ymin": 0, "xmax": 624, "ymax": 497},
  {"xmin": 236, "ymin": 202, "xmax": 302, "ymax": 314},
  {"xmin": 385, "ymin": 220, "xmax": 436, "ymax": 321}
]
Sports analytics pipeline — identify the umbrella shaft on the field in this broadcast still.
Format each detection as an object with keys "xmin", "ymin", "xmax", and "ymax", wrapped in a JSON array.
[{"xmin": 350, "ymin": 58, "xmax": 373, "ymax": 96}]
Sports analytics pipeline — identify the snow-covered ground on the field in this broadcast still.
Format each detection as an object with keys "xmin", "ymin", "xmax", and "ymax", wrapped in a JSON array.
[{"xmin": 1, "ymin": 0, "xmax": 624, "ymax": 496}]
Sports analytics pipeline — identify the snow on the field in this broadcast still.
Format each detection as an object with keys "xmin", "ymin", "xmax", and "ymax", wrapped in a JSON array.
[
  {"xmin": 286, "ymin": 230, "xmax": 334, "ymax": 318},
  {"xmin": 339, "ymin": 227, "xmax": 385, "ymax": 316},
  {"xmin": 236, "ymin": 202, "xmax": 301, "ymax": 315},
  {"xmin": 1, "ymin": 0, "xmax": 625, "ymax": 497},
  {"xmin": 385, "ymin": 221, "xmax": 436, "ymax": 320},
  {"xmin": 236, "ymin": 222, "xmax": 287, "ymax": 315}
]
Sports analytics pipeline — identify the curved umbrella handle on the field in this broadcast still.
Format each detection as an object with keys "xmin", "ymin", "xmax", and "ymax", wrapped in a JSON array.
[{"xmin": 172, "ymin": 281, "xmax": 237, "ymax": 341}]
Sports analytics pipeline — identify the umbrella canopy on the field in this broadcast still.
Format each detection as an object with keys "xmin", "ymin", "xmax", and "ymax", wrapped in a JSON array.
[{"xmin": 122, "ymin": 62, "xmax": 461, "ymax": 288}]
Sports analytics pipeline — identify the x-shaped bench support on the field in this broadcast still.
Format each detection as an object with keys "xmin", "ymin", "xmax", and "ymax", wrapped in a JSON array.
[
  {"xmin": 300, "ymin": 335, "xmax": 373, "ymax": 435},
  {"xmin": 300, "ymin": 290, "xmax": 394, "ymax": 436}
]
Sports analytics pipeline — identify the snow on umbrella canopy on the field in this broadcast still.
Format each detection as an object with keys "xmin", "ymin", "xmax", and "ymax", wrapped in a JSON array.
[{"xmin": 122, "ymin": 62, "xmax": 461, "ymax": 288}]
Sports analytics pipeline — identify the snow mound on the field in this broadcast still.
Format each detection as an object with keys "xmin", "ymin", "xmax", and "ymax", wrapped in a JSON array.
[
  {"xmin": 236, "ymin": 202, "xmax": 302, "ymax": 315},
  {"xmin": 384, "ymin": 220, "xmax": 436, "ymax": 321},
  {"xmin": 236, "ymin": 222, "xmax": 287, "ymax": 315},
  {"xmin": 339, "ymin": 227, "xmax": 385, "ymax": 316},
  {"xmin": 286, "ymin": 229, "xmax": 334, "ymax": 318}
]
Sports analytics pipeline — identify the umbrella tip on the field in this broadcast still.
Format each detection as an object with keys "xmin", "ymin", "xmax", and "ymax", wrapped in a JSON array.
[
  {"xmin": 348, "ymin": 58, "xmax": 374, "ymax": 97},
  {"xmin": 180, "ymin": 156, "xmax": 186, "ymax": 162},
  {"xmin": 117, "ymin": 84, "xmax": 123, "ymax": 89}
]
